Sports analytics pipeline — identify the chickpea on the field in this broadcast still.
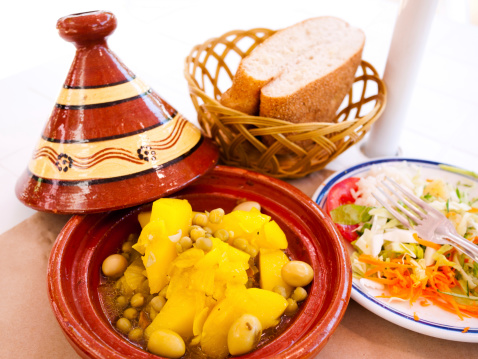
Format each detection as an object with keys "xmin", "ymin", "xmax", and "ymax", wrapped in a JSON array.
[
  {"xmin": 175, "ymin": 243, "xmax": 183, "ymax": 253},
  {"xmin": 285, "ymin": 298, "xmax": 299, "ymax": 315},
  {"xmin": 147, "ymin": 329, "xmax": 186, "ymax": 358},
  {"xmin": 233, "ymin": 201, "xmax": 261, "ymax": 212},
  {"xmin": 193, "ymin": 213, "xmax": 209, "ymax": 227},
  {"xmin": 281, "ymin": 261, "xmax": 314, "ymax": 287},
  {"xmin": 291, "ymin": 287, "xmax": 308, "ymax": 302},
  {"xmin": 227, "ymin": 314, "xmax": 262, "ymax": 356},
  {"xmin": 150, "ymin": 295, "xmax": 166, "ymax": 312},
  {"xmin": 102, "ymin": 254, "xmax": 128, "ymax": 278},
  {"xmin": 196, "ymin": 237, "xmax": 213, "ymax": 252},
  {"xmin": 128, "ymin": 328, "xmax": 143, "ymax": 341},
  {"xmin": 123, "ymin": 307, "xmax": 138, "ymax": 320},
  {"xmin": 116, "ymin": 317, "xmax": 132, "ymax": 334},
  {"xmin": 130, "ymin": 293, "xmax": 145, "ymax": 308},
  {"xmin": 209, "ymin": 208, "xmax": 225, "ymax": 224}
]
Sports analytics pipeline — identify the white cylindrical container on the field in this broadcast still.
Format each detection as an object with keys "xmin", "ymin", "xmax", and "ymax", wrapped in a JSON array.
[{"xmin": 362, "ymin": 0, "xmax": 439, "ymax": 157}]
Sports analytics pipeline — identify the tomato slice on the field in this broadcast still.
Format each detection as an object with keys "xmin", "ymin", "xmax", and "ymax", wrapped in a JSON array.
[{"xmin": 325, "ymin": 177, "xmax": 360, "ymax": 242}]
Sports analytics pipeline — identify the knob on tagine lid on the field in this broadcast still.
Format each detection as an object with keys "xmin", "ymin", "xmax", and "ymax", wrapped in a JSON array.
[{"xmin": 15, "ymin": 10, "xmax": 219, "ymax": 214}]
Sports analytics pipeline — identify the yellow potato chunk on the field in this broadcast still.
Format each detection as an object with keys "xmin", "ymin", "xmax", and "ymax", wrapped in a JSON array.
[
  {"xmin": 137, "ymin": 211, "xmax": 151, "ymax": 228},
  {"xmin": 256, "ymin": 220, "xmax": 288, "ymax": 249},
  {"xmin": 259, "ymin": 248, "xmax": 293, "ymax": 298},
  {"xmin": 150, "ymin": 198, "xmax": 193, "ymax": 238},
  {"xmin": 145, "ymin": 289, "xmax": 205, "ymax": 339},
  {"xmin": 200, "ymin": 287, "xmax": 287, "ymax": 359}
]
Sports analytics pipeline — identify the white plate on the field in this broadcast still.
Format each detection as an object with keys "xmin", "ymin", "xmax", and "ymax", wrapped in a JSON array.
[{"xmin": 312, "ymin": 157, "xmax": 478, "ymax": 342}]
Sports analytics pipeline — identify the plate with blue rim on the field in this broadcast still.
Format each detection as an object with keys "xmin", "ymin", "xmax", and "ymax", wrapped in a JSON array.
[{"xmin": 312, "ymin": 157, "xmax": 478, "ymax": 342}]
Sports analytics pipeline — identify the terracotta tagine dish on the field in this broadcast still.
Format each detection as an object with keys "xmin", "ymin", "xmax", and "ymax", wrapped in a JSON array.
[
  {"xmin": 15, "ymin": 10, "xmax": 218, "ymax": 214},
  {"xmin": 48, "ymin": 165, "xmax": 352, "ymax": 359}
]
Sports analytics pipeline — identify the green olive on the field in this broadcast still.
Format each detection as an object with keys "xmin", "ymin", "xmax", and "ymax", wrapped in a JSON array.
[
  {"xmin": 281, "ymin": 261, "xmax": 314, "ymax": 287},
  {"xmin": 213, "ymin": 228, "xmax": 229, "ymax": 242},
  {"xmin": 233, "ymin": 201, "xmax": 261, "ymax": 212},
  {"xmin": 102, "ymin": 254, "xmax": 128, "ymax": 278},
  {"xmin": 190, "ymin": 226, "xmax": 206, "ymax": 241},
  {"xmin": 285, "ymin": 298, "xmax": 299, "ymax": 315},
  {"xmin": 150, "ymin": 295, "xmax": 166, "ymax": 312},
  {"xmin": 128, "ymin": 328, "xmax": 143, "ymax": 341},
  {"xmin": 122, "ymin": 241, "xmax": 133, "ymax": 253},
  {"xmin": 291, "ymin": 287, "xmax": 308, "ymax": 302},
  {"xmin": 123, "ymin": 307, "xmax": 138, "ymax": 320},
  {"xmin": 116, "ymin": 317, "xmax": 132, "ymax": 334},
  {"xmin": 227, "ymin": 314, "xmax": 262, "ymax": 356},
  {"xmin": 130, "ymin": 293, "xmax": 145, "ymax": 308},
  {"xmin": 209, "ymin": 208, "xmax": 225, "ymax": 223},
  {"xmin": 196, "ymin": 237, "xmax": 213, "ymax": 252},
  {"xmin": 193, "ymin": 213, "xmax": 209, "ymax": 227},
  {"xmin": 147, "ymin": 329, "xmax": 186, "ymax": 358}
]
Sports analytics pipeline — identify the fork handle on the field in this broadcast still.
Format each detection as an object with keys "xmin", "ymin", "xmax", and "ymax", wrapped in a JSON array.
[{"xmin": 441, "ymin": 232, "xmax": 478, "ymax": 263}]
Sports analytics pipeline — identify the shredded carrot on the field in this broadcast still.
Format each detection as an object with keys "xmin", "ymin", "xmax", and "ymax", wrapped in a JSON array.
[
  {"xmin": 469, "ymin": 208, "xmax": 478, "ymax": 214},
  {"xmin": 413, "ymin": 312, "xmax": 419, "ymax": 321},
  {"xmin": 357, "ymin": 251, "xmax": 478, "ymax": 320},
  {"xmin": 463, "ymin": 327, "xmax": 470, "ymax": 333},
  {"xmin": 413, "ymin": 233, "xmax": 441, "ymax": 251}
]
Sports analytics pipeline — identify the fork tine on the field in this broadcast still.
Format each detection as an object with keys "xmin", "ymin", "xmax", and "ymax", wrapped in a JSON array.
[
  {"xmin": 381, "ymin": 180, "xmax": 424, "ymax": 223},
  {"xmin": 386, "ymin": 177, "xmax": 442, "ymax": 216},
  {"xmin": 372, "ymin": 191, "xmax": 412, "ymax": 229}
]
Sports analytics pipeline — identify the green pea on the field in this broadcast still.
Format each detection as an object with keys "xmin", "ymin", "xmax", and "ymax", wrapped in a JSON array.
[
  {"xmin": 196, "ymin": 237, "xmax": 213, "ymax": 252},
  {"xmin": 128, "ymin": 328, "xmax": 143, "ymax": 341},
  {"xmin": 209, "ymin": 208, "xmax": 225, "ymax": 224},
  {"xmin": 190, "ymin": 226, "xmax": 206, "ymax": 241},
  {"xmin": 102, "ymin": 254, "xmax": 128, "ymax": 278},
  {"xmin": 115, "ymin": 295, "xmax": 128, "ymax": 308},
  {"xmin": 130, "ymin": 293, "xmax": 145, "ymax": 308},
  {"xmin": 147, "ymin": 329, "xmax": 186, "ymax": 358},
  {"xmin": 179, "ymin": 236, "xmax": 193, "ymax": 250},
  {"xmin": 291, "ymin": 287, "xmax": 308, "ymax": 302},
  {"xmin": 116, "ymin": 317, "xmax": 132, "ymax": 334},
  {"xmin": 123, "ymin": 307, "xmax": 138, "ymax": 320},
  {"xmin": 176, "ymin": 243, "xmax": 183, "ymax": 253},
  {"xmin": 281, "ymin": 261, "xmax": 314, "ymax": 287},
  {"xmin": 227, "ymin": 314, "xmax": 262, "ymax": 355},
  {"xmin": 213, "ymin": 228, "xmax": 229, "ymax": 242},
  {"xmin": 232, "ymin": 237, "xmax": 248, "ymax": 252},
  {"xmin": 244, "ymin": 245, "xmax": 258, "ymax": 258},
  {"xmin": 193, "ymin": 213, "xmax": 209, "ymax": 227},
  {"xmin": 140, "ymin": 279, "xmax": 150, "ymax": 295},
  {"xmin": 159, "ymin": 285, "xmax": 169, "ymax": 298},
  {"xmin": 150, "ymin": 295, "xmax": 166, "ymax": 312},
  {"xmin": 272, "ymin": 285, "xmax": 287, "ymax": 298},
  {"xmin": 285, "ymin": 298, "xmax": 299, "ymax": 315},
  {"xmin": 122, "ymin": 241, "xmax": 133, "ymax": 253}
]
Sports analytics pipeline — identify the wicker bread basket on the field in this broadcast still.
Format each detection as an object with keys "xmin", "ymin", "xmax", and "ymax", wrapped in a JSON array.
[{"xmin": 185, "ymin": 27, "xmax": 387, "ymax": 178}]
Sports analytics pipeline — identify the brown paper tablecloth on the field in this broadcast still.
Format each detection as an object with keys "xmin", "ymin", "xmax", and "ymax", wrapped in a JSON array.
[{"xmin": 1, "ymin": 170, "xmax": 477, "ymax": 358}]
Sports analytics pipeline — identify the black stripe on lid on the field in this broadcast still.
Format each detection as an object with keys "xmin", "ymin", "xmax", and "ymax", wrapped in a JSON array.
[
  {"xmin": 55, "ymin": 89, "xmax": 152, "ymax": 110},
  {"xmin": 63, "ymin": 76, "xmax": 136, "ymax": 89}
]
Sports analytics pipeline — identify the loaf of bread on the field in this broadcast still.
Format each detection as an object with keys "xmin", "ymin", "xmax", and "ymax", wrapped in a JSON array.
[{"xmin": 220, "ymin": 17, "xmax": 365, "ymax": 128}]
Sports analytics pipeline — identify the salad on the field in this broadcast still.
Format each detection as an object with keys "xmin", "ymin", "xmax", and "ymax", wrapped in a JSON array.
[{"xmin": 325, "ymin": 162, "xmax": 478, "ymax": 320}]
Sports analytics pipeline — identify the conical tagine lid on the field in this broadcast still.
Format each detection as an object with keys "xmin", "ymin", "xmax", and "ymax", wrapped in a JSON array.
[{"xmin": 15, "ymin": 10, "xmax": 219, "ymax": 214}]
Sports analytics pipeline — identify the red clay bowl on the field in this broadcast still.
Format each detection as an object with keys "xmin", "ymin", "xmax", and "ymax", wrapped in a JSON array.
[{"xmin": 48, "ymin": 165, "xmax": 351, "ymax": 358}]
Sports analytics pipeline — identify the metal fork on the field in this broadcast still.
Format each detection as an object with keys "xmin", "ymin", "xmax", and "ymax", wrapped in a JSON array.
[{"xmin": 372, "ymin": 177, "xmax": 478, "ymax": 263}]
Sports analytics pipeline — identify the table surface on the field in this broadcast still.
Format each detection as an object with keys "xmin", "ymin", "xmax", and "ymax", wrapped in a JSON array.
[{"xmin": 1, "ymin": 0, "xmax": 478, "ymax": 357}]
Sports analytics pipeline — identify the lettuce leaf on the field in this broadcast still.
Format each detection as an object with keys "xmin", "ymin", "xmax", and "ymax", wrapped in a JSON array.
[{"xmin": 330, "ymin": 204, "xmax": 373, "ymax": 225}]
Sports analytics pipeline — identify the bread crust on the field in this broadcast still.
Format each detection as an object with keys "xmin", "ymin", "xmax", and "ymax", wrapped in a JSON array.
[{"xmin": 259, "ymin": 49, "xmax": 362, "ymax": 124}]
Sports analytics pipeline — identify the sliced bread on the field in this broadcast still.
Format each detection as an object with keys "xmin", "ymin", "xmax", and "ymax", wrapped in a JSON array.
[{"xmin": 220, "ymin": 16, "xmax": 365, "ymax": 125}]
